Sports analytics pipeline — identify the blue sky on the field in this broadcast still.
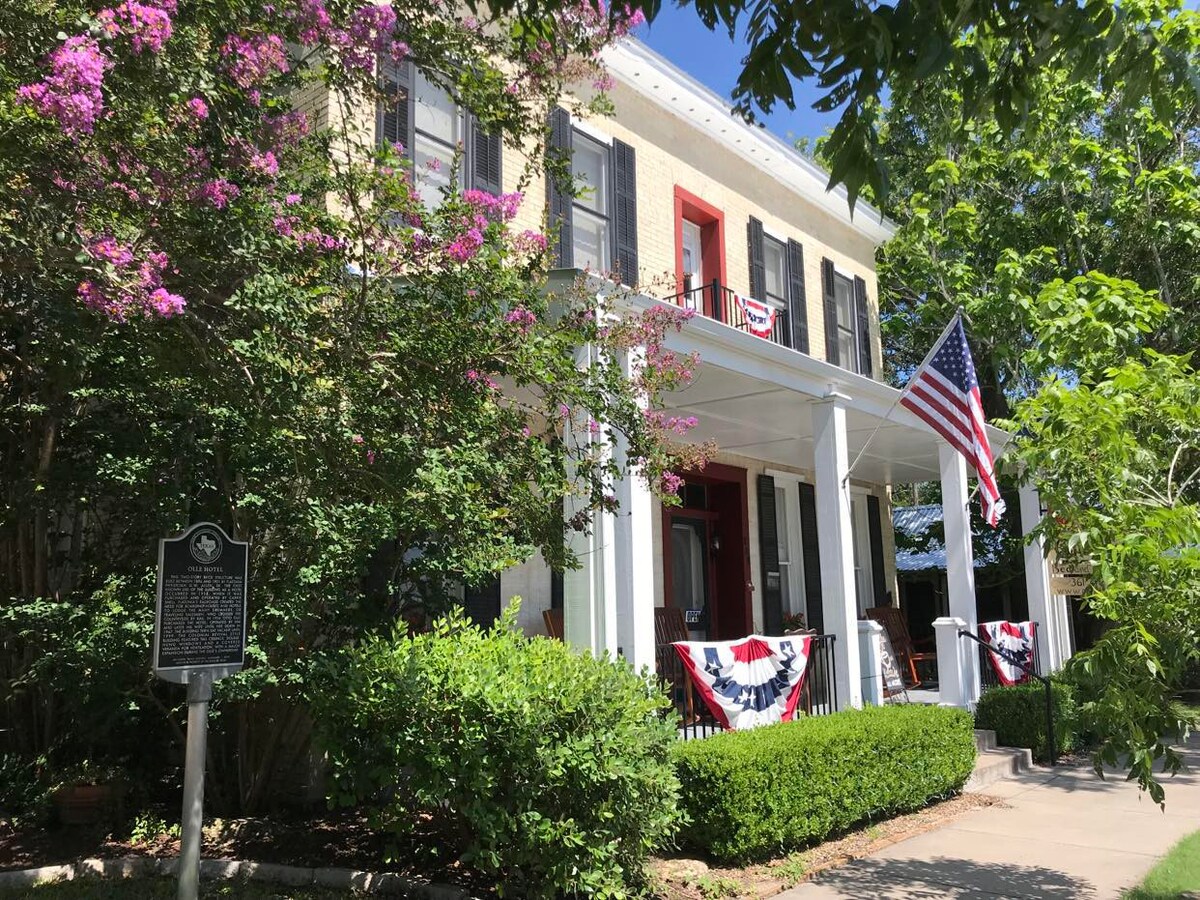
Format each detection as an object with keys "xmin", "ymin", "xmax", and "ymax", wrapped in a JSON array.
[{"xmin": 637, "ymin": 7, "xmax": 839, "ymax": 146}]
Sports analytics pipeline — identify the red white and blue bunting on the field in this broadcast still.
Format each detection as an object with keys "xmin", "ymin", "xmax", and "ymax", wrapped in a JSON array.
[
  {"xmin": 672, "ymin": 634, "xmax": 812, "ymax": 730},
  {"xmin": 734, "ymin": 294, "xmax": 777, "ymax": 338},
  {"xmin": 979, "ymin": 620, "xmax": 1037, "ymax": 685}
]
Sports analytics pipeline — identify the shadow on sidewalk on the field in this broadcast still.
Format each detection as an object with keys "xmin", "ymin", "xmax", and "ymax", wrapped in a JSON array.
[{"xmin": 804, "ymin": 855, "xmax": 1093, "ymax": 898}]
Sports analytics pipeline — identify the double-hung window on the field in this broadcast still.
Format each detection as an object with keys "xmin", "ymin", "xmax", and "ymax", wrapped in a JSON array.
[
  {"xmin": 545, "ymin": 108, "xmax": 638, "ymax": 281},
  {"xmin": 832, "ymin": 269, "xmax": 857, "ymax": 373},
  {"xmin": 762, "ymin": 236, "xmax": 788, "ymax": 311},
  {"xmin": 411, "ymin": 69, "xmax": 464, "ymax": 208},
  {"xmin": 377, "ymin": 60, "xmax": 502, "ymax": 208},
  {"xmin": 570, "ymin": 132, "xmax": 611, "ymax": 271},
  {"xmin": 820, "ymin": 258, "xmax": 873, "ymax": 376}
]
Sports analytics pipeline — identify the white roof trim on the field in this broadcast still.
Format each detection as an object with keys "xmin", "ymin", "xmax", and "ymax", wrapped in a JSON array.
[{"xmin": 601, "ymin": 39, "xmax": 898, "ymax": 246}]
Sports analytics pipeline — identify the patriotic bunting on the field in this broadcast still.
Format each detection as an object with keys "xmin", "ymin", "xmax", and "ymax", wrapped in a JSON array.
[
  {"xmin": 734, "ymin": 294, "xmax": 777, "ymax": 339},
  {"xmin": 672, "ymin": 634, "xmax": 812, "ymax": 730},
  {"xmin": 979, "ymin": 620, "xmax": 1037, "ymax": 685}
]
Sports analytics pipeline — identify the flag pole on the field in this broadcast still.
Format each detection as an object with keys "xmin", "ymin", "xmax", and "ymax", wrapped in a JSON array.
[{"xmin": 843, "ymin": 310, "xmax": 964, "ymax": 487}]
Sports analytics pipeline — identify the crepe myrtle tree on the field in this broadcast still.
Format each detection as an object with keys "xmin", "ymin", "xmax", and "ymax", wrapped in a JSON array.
[{"xmin": 0, "ymin": 0, "xmax": 709, "ymax": 811}]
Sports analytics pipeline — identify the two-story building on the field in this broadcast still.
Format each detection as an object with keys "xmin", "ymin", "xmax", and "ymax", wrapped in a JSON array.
[{"xmin": 356, "ymin": 38, "xmax": 1072, "ymax": 709}]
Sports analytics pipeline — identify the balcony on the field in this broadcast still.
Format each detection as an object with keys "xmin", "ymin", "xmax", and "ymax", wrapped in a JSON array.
[{"xmin": 663, "ymin": 279, "xmax": 794, "ymax": 350}]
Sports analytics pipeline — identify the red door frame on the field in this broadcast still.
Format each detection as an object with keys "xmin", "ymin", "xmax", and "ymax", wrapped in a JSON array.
[
  {"xmin": 660, "ymin": 461, "xmax": 752, "ymax": 640},
  {"xmin": 673, "ymin": 186, "xmax": 727, "ymax": 317}
]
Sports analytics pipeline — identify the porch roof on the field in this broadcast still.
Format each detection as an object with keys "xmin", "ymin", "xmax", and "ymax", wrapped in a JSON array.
[{"xmin": 609, "ymin": 285, "xmax": 1012, "ymax": 486}]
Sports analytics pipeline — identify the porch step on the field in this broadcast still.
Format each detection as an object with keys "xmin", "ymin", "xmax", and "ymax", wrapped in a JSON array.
[
  {"xmin": 974, "ymin": 729, "xmax": 998, "ymax": 752},
  {"xmin": 966, "ymin": 744, "xmax": 1033, "ymax": 792}
]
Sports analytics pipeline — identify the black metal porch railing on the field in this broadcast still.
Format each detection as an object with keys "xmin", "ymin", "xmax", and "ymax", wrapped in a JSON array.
[
  {"xmin": 662, "ymin": 278, "xmax": 793, "ymax": 350},
  {"xmin": 977, "ymin": 623, "xmax": 1042, "ymax": 692},
  {"xmin": 658, "ymin": 633, "xmax": 838, "ymax": 741},
  {"xmin": 959, "ymin": 626, "xmax": 1056, "ymax": 765}
]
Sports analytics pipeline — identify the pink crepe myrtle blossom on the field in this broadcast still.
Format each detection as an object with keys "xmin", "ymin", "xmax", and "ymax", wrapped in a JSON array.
[
  {"xmin": 97, "ymin": 1, "xmax": 174, "ymax": 54},
  {"xmin": 194, "ymin": 178, "xmax": 240, "ymax": 209},
  {"xmin": 329, "ymin": 2, "xmax": 402, "ymax": 73},
  {"xmin": 463, "ymin": 189, "xmax": 523, "ymax": 222},
  {"xmin": 660, "ymin": 471, "xmax": 684, "ymax": 494},
  {"xmin": 351, "ymin": 434, "xmax": 365, "ymax": 444},
  {"xmin": 220, "ymin": 33, "xmax": 288, "ymax": 89},
  {"xmin": 87, "ymin": 235, "xmax": 134, "ymax": 267},
  {"xmin": 17, "ymin": 36, "xmax": 110, "ymax": 137},
  {"xmin": 148, "ymin": 287, "xmax": 185, "ymax": 316},
  {"xmin": 285, "ymin": 193, "xmax": 302, "ymax": 205},
  {"xmin": 446, "ymin": 227, "xmax": 484, "ymax": 263},
  {"xmin": 504, "ymin": 307, "xmax": 537, "ymax": 332},
  {"xmin": 186, "ymin": 97, "xmax": 209, "ymax": 120}
]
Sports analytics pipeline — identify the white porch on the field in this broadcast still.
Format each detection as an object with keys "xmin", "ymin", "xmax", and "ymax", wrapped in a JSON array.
[{"xmin": 551, "ymin": 285, "xmax": 1073, "ymax": 711}]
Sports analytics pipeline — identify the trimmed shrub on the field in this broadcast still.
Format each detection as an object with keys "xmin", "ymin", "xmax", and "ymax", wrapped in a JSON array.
[
  {"xmin": 974, "ymin": 680, "xmax": 1078, "ymax": 762},
  {"xmin": 312, "ymin": 607, "xmax": 682, "ymax": 899},
  {"xmin": 671, "ymin": 704, "xmax": 976, "ymax": 863}
]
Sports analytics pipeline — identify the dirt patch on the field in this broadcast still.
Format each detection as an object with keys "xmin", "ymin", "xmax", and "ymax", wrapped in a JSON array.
[{"xmin": 649, "ymin": 792, "xmax": 1004, "ymax": 899}]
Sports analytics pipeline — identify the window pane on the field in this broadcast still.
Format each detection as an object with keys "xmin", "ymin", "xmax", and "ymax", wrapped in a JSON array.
[
  {"xmin": 839, "ymin": 330, "xmax": 857, "ymax": 373},
  {"xmin": 682, "ymin": 219, "xmax": 703, "ymax": 288},
  {"xmin": 414, "ymin": 70, "xmax": 460, "ymax": 144},
  {"xmin": 572, "ymin": 207, "xmax": 610, "ymax": 270},
  {"xmin": 834, "ymin": 273, "xmax": 854, "ymax": 327},
  {"xmin": 414, "ymin": 134, "xmax": 460, "ymax": 208},
  {"xmin": 764, "ymin": 238, "xmax": 786, "ymax": 304},
  {"xmin": 572, "ymin": 134, "xmax": 609, "ymax": 214}
]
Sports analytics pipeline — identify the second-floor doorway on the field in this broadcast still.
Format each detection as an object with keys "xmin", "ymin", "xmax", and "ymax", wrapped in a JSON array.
[{"xmin": 681, "ymin": 219, "xmax": 704, "ymax": 301}]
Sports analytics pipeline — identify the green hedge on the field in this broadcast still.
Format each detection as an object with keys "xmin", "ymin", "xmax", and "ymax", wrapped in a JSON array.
[
  {"xmin": 974, "ymin": 680, "xmax": 1078, "ymax": 762},
  {"xmin": 671, "ymin": 704, "xmax": 976, "ymax": 863},
  {"xmin": 312, "ymin": 608, "xmax": 682, "ymax": 899}
]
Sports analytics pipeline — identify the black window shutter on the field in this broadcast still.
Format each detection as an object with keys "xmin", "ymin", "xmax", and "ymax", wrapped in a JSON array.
[
  {"xmin": 747, "ymin": 217, "xmax": 766, "ymax": 300},
  {"xmin": 798, "ymin": 482, "xmax": 823, "ymax": 633},
  {"xmin": 469, "ymin": 116, "xmax": 502, "ymax": 195},
  {"xmin": 463, "ymin": 575, "xmax": 501, "ymax": 627},
  {"xmin": 546, "ymin": 107, "xmax": 574, "ymax": 268},
  {"xmin": 787, "ymin": 239, "xmax": 809, "ymax": 354},
  {"xmin": 756, "ymin": 475, "xmax": 784, "ymax": 635},
  {"xmin": 611, "ymin": 138, "xmax": 638, "ymax": 287},
  {"xmin": 854, "ymin": 275, "xmax": 873, "ymax": 378},
  {"xmin": 821, "ymin": 258, "xmax": 839, "ymax": 367},
  {"xmin": 866, "ymin": 495, "xmax": 887, "ymax": 606},
  {"xmin": 377, "ymin": 59, "xmax": 414, "ymax": 155}
]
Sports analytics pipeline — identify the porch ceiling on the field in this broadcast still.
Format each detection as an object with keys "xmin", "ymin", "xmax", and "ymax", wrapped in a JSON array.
[
  {"xmin": 661, "ymin": 366, "xmax": 959, "ymax": 484},
  {"xmin": 645, "ymin": 301, "xmax": 1013, "ymax": 486}
]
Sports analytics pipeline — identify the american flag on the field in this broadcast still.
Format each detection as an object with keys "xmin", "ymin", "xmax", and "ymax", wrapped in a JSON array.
[{"xmin": 899, "ymin": 315, "xmax": 1006, "ymax": 527}]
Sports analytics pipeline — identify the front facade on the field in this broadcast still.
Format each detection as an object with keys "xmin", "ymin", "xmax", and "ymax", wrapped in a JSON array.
[{"xmin": 302, "ymin": 37, "xmax": 1071, "ymax": 709}]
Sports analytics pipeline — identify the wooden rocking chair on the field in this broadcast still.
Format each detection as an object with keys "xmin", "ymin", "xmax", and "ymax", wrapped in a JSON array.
[
  {"xmin": 654, "ymin": 607, "xmax": 697, "ymax": 722},
  {"xmin": 866, "ymin": 606, "xmax": 936, "ymax": 688},
  {"xmin": 542, "ymin": 607, "xmax": 564, "ymax": 640}
]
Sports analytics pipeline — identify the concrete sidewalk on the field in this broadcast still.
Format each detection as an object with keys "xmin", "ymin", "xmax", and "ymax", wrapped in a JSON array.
[{"xmin": 776, "ymin": 737, "xmax": 1200, "ymax": 899}]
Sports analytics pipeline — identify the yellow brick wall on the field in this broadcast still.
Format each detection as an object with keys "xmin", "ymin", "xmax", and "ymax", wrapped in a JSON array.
[{"xmin": 503, "ymin": 82, "xmax": 885, "ymax": 376}]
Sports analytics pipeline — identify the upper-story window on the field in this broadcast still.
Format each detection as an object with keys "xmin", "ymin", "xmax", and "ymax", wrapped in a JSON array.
[
  {"xmin": 820, "ymin": 258, "xmax": 873, "ymax": 378},
  {"xmin": 546, "ymin": 108, "xmax": 638, "ymax": 284},
  {"xmin": 762, "ymin": 236, "xmax": 787, "ymax": 310},
  {"xmin": 571, "ymin": 132, "xmax": 611, "ymax": 271},
  {"xmin": 377, "ymin": 60, "xmax": 502, "ymax": 208},
  {"xmin": 832, "ymin": 269, "xmax": 857, "ymax": 373},
  {"xmin": 412, "ymin": 69, "xmax": 464, "ymax": 208},
  {"xmin": 747, "ymin": 217, "xmax": 808, "ymax": 352}
]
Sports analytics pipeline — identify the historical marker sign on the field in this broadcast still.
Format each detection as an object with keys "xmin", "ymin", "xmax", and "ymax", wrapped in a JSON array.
[
  {"xmin": 878, "ymin": 628, "xmax": 907, "ymax": 697},
  {"xmin": 153, "ymin": 522, "xmax": 248, "ymax": 683}
]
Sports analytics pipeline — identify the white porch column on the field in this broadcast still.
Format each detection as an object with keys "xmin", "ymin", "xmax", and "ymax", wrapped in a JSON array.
[
  {"xmin": 812, "ymin": 393, "xmax": 862, "ymax": 710},
  {"xmin": 1019, "ymin": 481, "xmax": 1059, "ymax": 673},
  {"xmin": 939, "ymin": 443, "xmax": 981, "ymax": 705},
  {"xmin": 612, "ymin": 351, "xmax": 656, "ymax": 673},
  {"xmin": 933, "ymin": 616, "xmax": 969, "ymax": 708},
  {"xmin": 857, "ymin": 619, "xmax": 885, "ymax": 706},
  {"xmin": 563, "ymin": 344, "xmax": 619, "ymax": 659}
]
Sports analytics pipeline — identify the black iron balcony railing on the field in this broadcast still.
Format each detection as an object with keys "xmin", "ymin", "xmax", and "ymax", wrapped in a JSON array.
[{"xmin": 663, "ymin": 278, "xmax": 793, "ymax": 350}]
